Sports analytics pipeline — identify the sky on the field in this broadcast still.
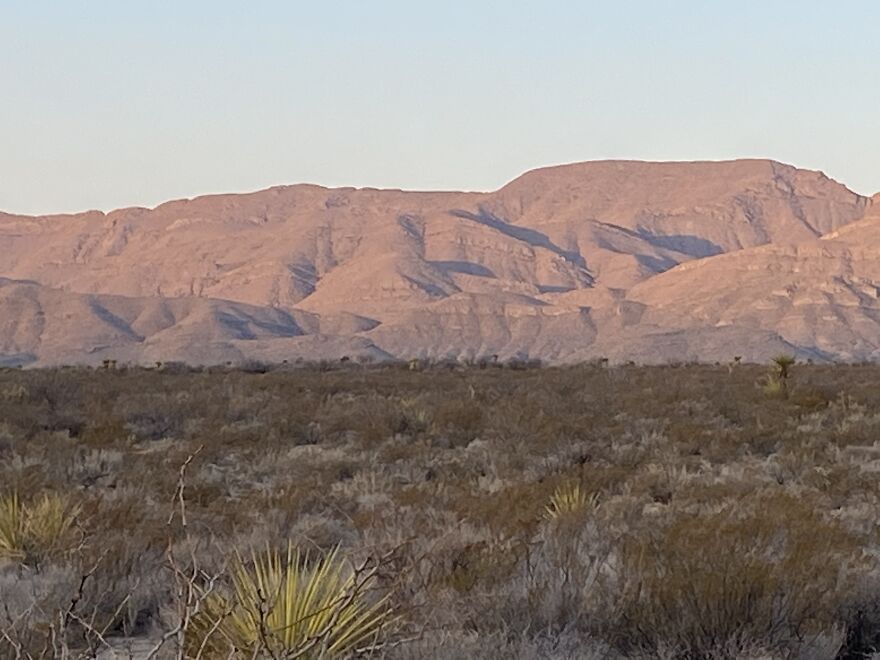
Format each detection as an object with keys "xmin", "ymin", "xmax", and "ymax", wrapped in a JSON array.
[{"xmin": 2, "ymin": 1, "xmax": 879, "ymax": 215}]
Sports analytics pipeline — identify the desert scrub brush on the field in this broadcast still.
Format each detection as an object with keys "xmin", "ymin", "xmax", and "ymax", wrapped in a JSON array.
[{"xmin": 188, "ymin": 543, "xmax": 396, "ymax": 658}]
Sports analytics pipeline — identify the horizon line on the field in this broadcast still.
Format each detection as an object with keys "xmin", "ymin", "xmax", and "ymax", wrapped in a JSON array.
[{"xmin": 2, "ymin": 156, "xmax": 871, "ymax": 218}]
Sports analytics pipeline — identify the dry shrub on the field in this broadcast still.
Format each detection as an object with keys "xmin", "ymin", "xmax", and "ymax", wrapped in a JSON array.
[
  {"xmin": 612, "ymin": 492, "xmax": 857, "ymax": 657},
  {"xmin": 4, "ymin": 363, "xmax": 880, "ymax": 655},
  {"xmin": 431, "ymin": 399, "xmax": 485, "ymax": 446}
]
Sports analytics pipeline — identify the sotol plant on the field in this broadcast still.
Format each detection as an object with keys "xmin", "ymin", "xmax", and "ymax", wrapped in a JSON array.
[
  {"xmin": 189, "ymin": 544, "xmax": 396, "ymax": 658},
  {"xmin": 544, "ymin": 482, "xmax": 598, "ymax": 520},
  {"xmin": 0, "ymin": 493, "xmax": 80, "ymax": 566}
]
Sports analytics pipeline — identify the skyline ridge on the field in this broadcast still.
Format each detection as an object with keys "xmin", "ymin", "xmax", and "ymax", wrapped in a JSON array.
[{"xmin": 3, "ymin": 157, "xmax": 874, "ymax": 218}]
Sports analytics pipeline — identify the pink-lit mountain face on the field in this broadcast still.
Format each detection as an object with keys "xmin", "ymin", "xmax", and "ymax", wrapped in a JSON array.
[{"xmin": 1, "ymin": 159, "xmax": 876, "ymax": 366}]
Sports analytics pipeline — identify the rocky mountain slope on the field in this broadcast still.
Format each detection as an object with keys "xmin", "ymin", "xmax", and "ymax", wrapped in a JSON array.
[{"xmin": 1, "ymin": 160, "xmax": 876, "ymax": 366}]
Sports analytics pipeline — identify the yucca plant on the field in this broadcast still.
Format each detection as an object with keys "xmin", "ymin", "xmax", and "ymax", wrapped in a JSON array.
[
  {"xmin": 762, "ymin": 355, "xmax": 796, "ymax": 398},
  {"xmin": 772, "ymin": 354, "xmax": 796, "ymax": 380},
  {"xmin": 0, "ymin": 492, "xmax": 80, "ymax": 565},
  {"xmin": 0, "ymin": 493, "xmax": 25, "ymax": 562},
  {"xmin": 544, "ymin": 482, "xmax": 598, "ymax": 520},
  {"xmin": 188, "ymin": 544, "xmax": 395, "ymax": 658},
  {"xmin": 26, "ymin": 493, "xmax": 80, "ymax": 553}
]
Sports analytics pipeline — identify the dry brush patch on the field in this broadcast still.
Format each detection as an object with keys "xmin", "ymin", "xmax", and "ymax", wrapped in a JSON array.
[{"xmin": 1, "ymin": 362, "xmax": 880, "ymax": 657}]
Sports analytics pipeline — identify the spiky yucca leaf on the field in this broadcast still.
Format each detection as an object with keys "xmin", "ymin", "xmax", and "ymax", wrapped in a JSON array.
[
  {"xmin": 0, "ymin": 493, "xmax": 25, "ymax": 561},
  {"xmin": 25, "ymin": 494, "xmax": 80, "ymax": 555},
  {"xmin": 0, "ymin": 493, "xmax": 79, "ymax": 565},
  {"xmin": 544, "ymin": 482, "xmax": 598, "ymax": 520},
  {"xmin": 189, "ymin": 544, "xmax": 395, "ymax": 658}
]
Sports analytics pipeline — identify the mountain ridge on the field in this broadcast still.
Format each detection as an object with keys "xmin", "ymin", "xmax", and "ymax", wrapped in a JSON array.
[
  {"xmin": 2, "ymin": 159, "xmax": 879, "ymax": 366},
  {"xmin": 4, "ymin": 158, "xmax": 863, "ymax": 217}
]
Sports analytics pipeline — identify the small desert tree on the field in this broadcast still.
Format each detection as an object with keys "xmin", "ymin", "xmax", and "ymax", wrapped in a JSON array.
[{"xmin": 763, "ymin": 355, "xmax": 796, "ymax": 397}]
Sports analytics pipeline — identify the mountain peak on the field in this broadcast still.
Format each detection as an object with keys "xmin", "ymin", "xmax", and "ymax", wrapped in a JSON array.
[{"xmin": 0, "ymin": 160, "xmax": 877, "ymax": 366}]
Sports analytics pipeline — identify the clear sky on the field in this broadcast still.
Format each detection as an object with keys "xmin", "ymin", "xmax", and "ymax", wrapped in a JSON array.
[{"xmin": 2, "ymin": 1, "xmax": 879, "ymax": 214}]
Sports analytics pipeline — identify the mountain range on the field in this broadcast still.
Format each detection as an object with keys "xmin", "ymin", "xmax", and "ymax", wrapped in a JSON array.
[{"xmin": 2, "ymin": 159, "xmax": 879, "ymax": 367}]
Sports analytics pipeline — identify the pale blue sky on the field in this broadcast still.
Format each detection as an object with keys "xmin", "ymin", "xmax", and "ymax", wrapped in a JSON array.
[{"xmin": 2, "ymin": 1, "xmax": 879, "ymax": 214}]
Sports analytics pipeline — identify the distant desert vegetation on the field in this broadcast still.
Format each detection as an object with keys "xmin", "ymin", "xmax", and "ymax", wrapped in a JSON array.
[{"xmin": 3, "ymin": 360, "xmax": 880, "ymax": 658}]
